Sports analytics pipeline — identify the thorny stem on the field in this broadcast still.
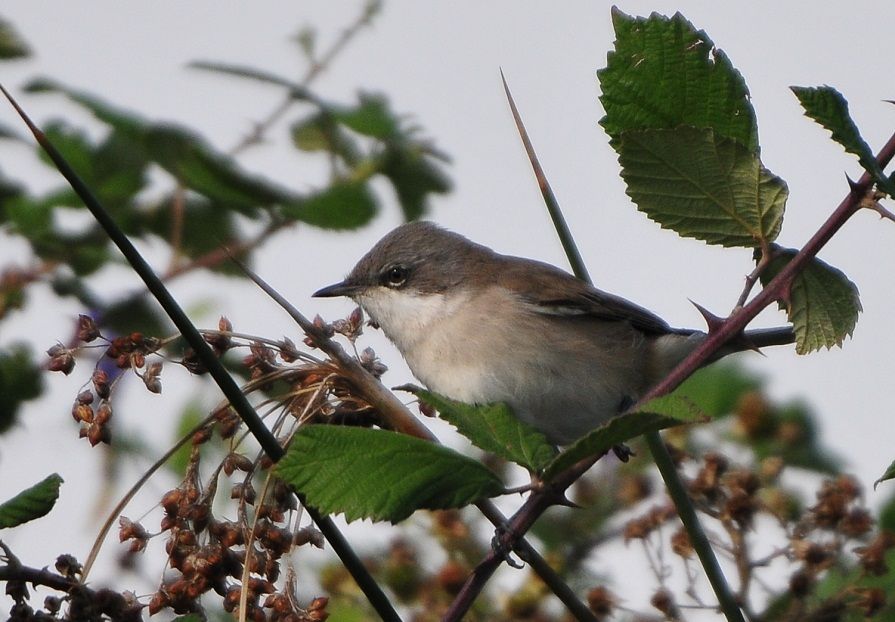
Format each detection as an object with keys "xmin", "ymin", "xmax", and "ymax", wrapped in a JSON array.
[
  {"xmin": 500, "ymin": 72, "xmax": 895, "ymax": 622},
  {"xmin": 443, "ymin": 454, "xmax": 602, "ymax": 622},
  {"xmin": 631, "ymin": 130, "xmax": 895, "ymax": 621}
]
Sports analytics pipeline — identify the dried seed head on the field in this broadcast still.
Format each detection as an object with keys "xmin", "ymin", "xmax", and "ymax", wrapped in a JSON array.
[
  {"xmin": 840, "ymin": 507, "xmax": 873, "ymax": 538},
  {"xmin": 76, "ymin": 314, "xmax": 100, "ymax": 342},
  {"xmin": 47, "ymin": 344, "xmax": 75, "ymax": 375},
  {"xmin": 587, "ymin": 586, "xmax": 615, "ymax": 621},
  {"xmin": 650, "ymin": 588, "xmax": 679, "ymax": 619},
  {"xmin": 279, "ymin": 337, "xmax": 301, "ymax": 362},
  {"xmin": 55, "ymin": 554, "xmax": 82, "ymax": 578},
  {"xmin": 670, "ymin": 527, "xmax": 693, "ymax": 558},
  {"xmin": 95, "ymin": 401, "xmax": 113, "ymax": 426},
  {"xmin": 72, "ymin": 403, "xmax": 94, "ymax": 423},
  {"xmin": 93, "ymin": 369, "xmax": 111, "ymax": 399},
  {"xmin": 181, "ymin": 349, "xmax": 207, "ymax": 375}
]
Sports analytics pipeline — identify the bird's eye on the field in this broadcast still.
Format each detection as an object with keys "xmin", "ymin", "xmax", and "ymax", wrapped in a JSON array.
[{"xmin": 383, "ymin": 265, "xmax": 409, "ymax": 288}]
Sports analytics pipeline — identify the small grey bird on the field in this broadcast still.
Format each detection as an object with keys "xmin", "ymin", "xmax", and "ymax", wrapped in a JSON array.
[{"xmin": 314, "ymin": 221, "xmax": 792, "ymax": 444}]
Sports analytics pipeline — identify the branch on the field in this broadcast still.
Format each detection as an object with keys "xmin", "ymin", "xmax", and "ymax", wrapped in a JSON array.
[
  {"xmin": 443, "ymin": 454, "xmax": 602, "ymax": 622},
  {"xmin": 0, "ymin": 85, "xmax": 401, "ymax": 622},
  {"xmin": 501, "ymin": 70, "xmax": 895, "ymax": 621},
  {"xmin": 225, "ymin": 0, "xmax": 381, "ymax": 157}
]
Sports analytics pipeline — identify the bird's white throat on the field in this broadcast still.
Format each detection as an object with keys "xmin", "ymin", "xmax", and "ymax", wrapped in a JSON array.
[{"xmin": 354, "ymin": 287, "xmax": 470, "ymax": 356}]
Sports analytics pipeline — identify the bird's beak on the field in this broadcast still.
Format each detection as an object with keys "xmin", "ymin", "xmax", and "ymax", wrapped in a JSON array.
[{"xmin": 312, "ymin": 280, "xmax": 363, "ymax": 298}]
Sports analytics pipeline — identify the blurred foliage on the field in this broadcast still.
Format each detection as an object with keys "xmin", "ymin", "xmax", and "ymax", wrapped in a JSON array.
[{"xmin": 0, "ymin": 6, "xmax": 449, "ymax": 435}]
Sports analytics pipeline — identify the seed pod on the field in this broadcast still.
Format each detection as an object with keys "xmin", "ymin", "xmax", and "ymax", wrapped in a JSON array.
[{"xmin": 77, "ymin": 314, "xmax": 100, "ymax": 342}]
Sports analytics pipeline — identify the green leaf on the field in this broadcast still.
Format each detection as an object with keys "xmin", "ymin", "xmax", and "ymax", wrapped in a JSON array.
[
  {"xmin": 141, "ymin": 197, "xmax": 237, "ymax": 263},
  {"xmin": 379, "ymin": 142, "xmax": 452, "ymax": 221},
  {"xmin": 759, "ymin": 247, "xmax": 861, "ymax": 354},
  {"xmin": 333, "ymin": 94, "xmax": 399, "ymax": 139},
  {"xmin": 543, "ymin": 396, "xmax": 704, "ymax": 480},
  {"xmin": 599, "ymin": 9, "xmax": 757, "ymax": 152},
  {"xmin": 0, "ymin": 18, "xmax": 31, "ymax": 59},
  {"xmin": 172, "ymin": 615, "xmax": 204, "ymax": 622},
  {"xmin": 618, "ymin": 127, "xmax": 787, "ymax": 247},
  {"xmin": 4, "ymin": 196, "xmax": 52, "ymax": 237},
  {"xmin": 277, "ymin": 425, "xmax": 504, "ymax": 523},
  {"xmin": 398, "ymin": 385, "xmax": 557, "ymax": 472},
  {"xmin": 790, "ymin": 86, "xmax": 894, "ymax": 195},
  {"xmin": 291, "ymin": 112, "xmax": 362, "ymax": 163},
  {"xmin": 102, "ymin": 296, "xmax": 170, "ymax": 337},
  {"xmin": 25, "ymin": 78, "xmax": 300, "ymax": 214},
  {"xmin": 0, "ymin": 473, "xmax": 63, "ymax": 528},
  {"xmin": 877, "ymin": 460, "xmax": 895, "ymax": 490},
  {"xmin": 281, "ymin": 181, "xmax": 377, "ymax": 229},
  {"xmin": 673, "ymin": 362, "xmax": 762, "ymax": 419},
  {"xmin": 0, "ymin": 345, "xmax": 43, "ymax": 435}
]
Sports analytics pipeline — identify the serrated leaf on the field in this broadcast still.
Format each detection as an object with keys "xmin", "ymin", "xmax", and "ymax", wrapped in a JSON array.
[
  {"xmin": 790, "ymin": 86, "xmax": 893, "ymax": 195},
  {"xmin": 0, "ymin": 473, "xmax": 63, "ymax": 528},
  {"xmin": 543, "ymin": 397, "xmax": 704, "ymax": 480},
  {"xmin": 599, "ymin": 9, "xmax": 756, "ymax": 152},
  {"xmin": 759, "ymin": 248, "xmax": 861, "ymax": 354},
  {"xmin": 876, "ymin": 459, "xmax": 895, "ymax": 490},
  {"xmin": 281, "ymin": 181, "xmax": 376, "ymax": 229},
  {"xmin": 618, "ymin": 126, "xmax": 786, "ymax": 247},
  {"xmin": 0, "ymin": 18, "xmax": 31, "ymax": 59},
  {"xmin": 399, "ymin": 385, "xmax": 557, "ymax": 472},
  {"xmin": 277, "ymin": 425, "xmax": 504, "ymax": 523}
]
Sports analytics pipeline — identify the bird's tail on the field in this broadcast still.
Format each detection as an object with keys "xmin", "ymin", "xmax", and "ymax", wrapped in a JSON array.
[{"xmin": 655, "ymin": 326, "xmax": 795, "ymax": 374}]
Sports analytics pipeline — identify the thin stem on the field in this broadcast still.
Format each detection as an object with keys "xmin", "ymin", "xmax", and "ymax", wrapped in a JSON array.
[
  {"xmin": 501, "ymin": 67, "xmax": 895, "ymax": 622},
  {"xmin": 227, "ymin": 0, "xmax": 380, "ymax": 157},
  {"xmin": 501, "ymin": 71, "xmax": 591, "ymax": 283},
  {"xmin": 734, "ymin": 242, "xmax": 770, "ymax": 310},
  {"xmin": 0, "ymin": 85, "xmax": 401, "ymax": 622},
  {"xmin": 444, "ymin": 455, "xmax": 602, "ymax": 622}
]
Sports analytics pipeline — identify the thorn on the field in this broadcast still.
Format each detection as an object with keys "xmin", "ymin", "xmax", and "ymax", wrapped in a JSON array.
[
  {"xmin": 612, "ymin": 443, "xmax": 635, "ymax": 462},
  {"xmin": 490, "ymin": 529, "xmax": 525, "ymax": 569},
  {"xmin": 846, "ymin": 173, "xmax": 862, "ymax": 196},
  {"xmin": 553, "ymin": 494, "xmax": 582, "ymax": 509},
  {"xmin": 0, "ymin": 83, "xmax": 44, "ymax": 142},
  {"xmin": 689, "ymin": 300, "xmax": 725, "ymax": 332}
]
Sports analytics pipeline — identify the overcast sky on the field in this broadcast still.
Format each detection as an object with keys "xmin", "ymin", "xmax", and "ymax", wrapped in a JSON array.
[{"xmin": 1, "ymin": 1, "xmax": 893, "ymax": 613}]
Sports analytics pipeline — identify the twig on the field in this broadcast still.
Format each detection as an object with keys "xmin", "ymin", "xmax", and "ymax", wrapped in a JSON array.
[
  {"xmin": 498, "ymin": 78, "xmax": 895, "ymax": 622},
  {"xmin": 0, "ymin": 85, "xmax": 401, "ymax": 622},
  {"xmin": 734, "ymin": 242, "xmax": 771, "ymax": 310},
  {"xmin": 443, "ymin": 454, "xmax": 602, "ymax": 621},
  {"xmin": 226, "ymin": 0, "xmax": 381, "ymax": 157}
]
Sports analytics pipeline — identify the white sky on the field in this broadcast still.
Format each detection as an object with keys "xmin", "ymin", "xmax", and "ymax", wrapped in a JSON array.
[{"xmin": 1, "ymin": 1, "xmax": 894, "ymax": 617}]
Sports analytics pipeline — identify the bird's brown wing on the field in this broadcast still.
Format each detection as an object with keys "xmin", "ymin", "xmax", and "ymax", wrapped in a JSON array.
[{"xmin": 500, "ymin": 256, "xmax": 677, "ymax": 336}]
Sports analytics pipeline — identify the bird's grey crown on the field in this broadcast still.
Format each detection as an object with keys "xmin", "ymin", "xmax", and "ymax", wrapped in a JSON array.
[
  {"xmin": 345, "ymin": 221, "xmax": 496, "ymax": 294},
  {"xmin": 342, "ymin": 220, "xmax": 680, "ymax": 337}
]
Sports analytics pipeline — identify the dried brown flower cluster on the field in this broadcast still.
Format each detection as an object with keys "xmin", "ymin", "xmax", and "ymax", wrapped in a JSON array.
[
  {"xmin": 616, "ymin": 448, "xmax": 894, "ymax": 620},
  {"xmin": 33, "ymin": 310, "xmax": 391, "ymax": 620}
]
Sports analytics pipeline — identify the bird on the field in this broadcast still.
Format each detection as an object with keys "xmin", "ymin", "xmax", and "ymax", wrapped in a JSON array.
[{"xmin": 314, "ymin": 221, "xmax": 793, "ymax": 445}]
